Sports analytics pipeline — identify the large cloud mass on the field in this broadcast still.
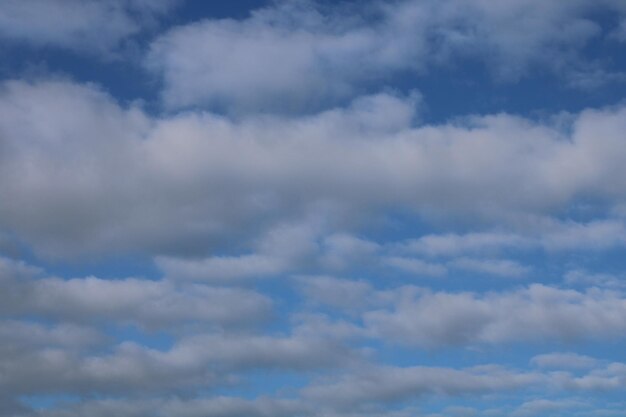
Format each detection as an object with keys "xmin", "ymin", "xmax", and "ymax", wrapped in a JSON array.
[{"xmin": 1, "ymin": 1, "xmax": 626, "ymax": 416}]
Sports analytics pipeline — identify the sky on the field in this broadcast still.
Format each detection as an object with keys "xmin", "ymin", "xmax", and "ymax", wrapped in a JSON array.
[{"xmin": 1, "ymin": 0, "xmax": 626, "ymax": 416}]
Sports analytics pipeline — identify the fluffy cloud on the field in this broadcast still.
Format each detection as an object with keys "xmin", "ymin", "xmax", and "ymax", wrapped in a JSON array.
[
  {"xmin": 17, "ymin": 397, "xmax": 301, "ymax": 417},
  {"xmin": 0, "ymin": 325, "xmax": 353, "ymax": 400},
  {"xmin": 0, "ymin": 0, "xmax": 177, "ymax": 53},
  {"xmin": 364, "ymin": 284, "xmax": 626, "ymax": 347},
  {"xmin": 2, "ymin": 1, "xmax": 626, "ymax": 415},
  {"xmin": 147, "ymin": 0, "xmax": 626, "ymax": 112},
  {"xmin": 531, "ymin": 352, "xmax": 600, "ymax": 370},
  {"xmin": 157, "ymin": 221, "xmax": 319, "ymax": 282},
  {"xmin": 448, "ymin": 257, "xmax": 530, "ymax": 278},
  {"xmin": 0, "ymin": 257, "xmax": 271, "ymax": 328},
  {"xmin": 398, "ymin": 219, "xmax": 626, "ymax": 258},
  {"xmin": 296, "ymin": 276, "xmax": 626, "ymax": 347},
  {"xmin": 2, "ymin": 80, "xmax": 626, "ymax": 260},
  {"xmin": 382, "ymin": 256, "xmax": 448, "ymax": 277},
  {"xmin": 302, "ymin": 364, "xmax": 540, "ymax": 410}
]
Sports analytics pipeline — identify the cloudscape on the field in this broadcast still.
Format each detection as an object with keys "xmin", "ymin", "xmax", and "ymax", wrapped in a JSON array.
[{"xmin": 1, "ymin": 1, "xmax": 626, "ymax": 416}]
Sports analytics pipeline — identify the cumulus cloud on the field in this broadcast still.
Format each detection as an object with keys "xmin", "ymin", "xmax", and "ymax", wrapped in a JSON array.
[
  {"xmin": 0, "ymin": 324, "xmax": 354, "ymax": 401},
  {"xmin": 295, "ymin": 276, "xmax": 626, "ymax": 347},
  {"xmin": 1, "ymin": 1, "xmax": 626, "ymax": 416},
  {"xmin": 363, "ymin": 284, "xmax": 626, "ymax": 347},
  {"xmin": 511, "ymin": 399, "xmax": 587, "ymax": 417},
  {"xmin": 399, "ymin": 232, "xmax": 531, "ymax": 257},
  {"xmin": 448, "ymin": 257, "xmax": 530, "ymax": 278},
  {"xmin": 319, "ymin": 233, "xmax": 380, "ymax": 271},
  {"xmin": 302, "ymin": 364, "xmax": 540, "ymax": 410},
  {"xmin": 554, "ymin": 362, "xmax": 626, "ymax": 391},
  {"xmin": 147, "ymin": 0, "xmax": 626, "ymax": 112},
  {"xmin": 564, "ymin": 269, "xmax": 626, "ymax": 289},
  {"xmin": 157, "ymin": 221, "xmax": 319, "ymax": 282},
  {"xmin": 0, "ymin": 256, "xmax": 271, "ymax": 328},
  {"xmin": 394, "ymin": 218, "xmax": 626, "ymax": 259},
  {"xmin": 296, "ymin": 275, "xmax": 378, "ymax": 312},
  {"xmin": 383, "ymin": 256, "xmax": 448, "ymax": 277},
  {"xmin": 17, "ymin": 397, "xmax": 301, "ymax": 417},
  {"xmin": 531, "ymin": 352, "xmax": 600, "ymax": 370},
  {"xmin": 0, "ymin": 0, "xmax": 177, "ymax": 54},
  {"xmin": 2, "ymin": 80, "xmax": 626, "ymax": 260}
]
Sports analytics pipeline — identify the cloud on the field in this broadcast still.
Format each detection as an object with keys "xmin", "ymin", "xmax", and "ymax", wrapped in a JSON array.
[
  {"xmin": 511, "ymin": 399, "xmax": 587, "ymax": 417},
  {"xmin": 146, "ymin": 1, "xmax": 425, "ymax": 112},
  {"xmin": 531, "ymin": 352, "xmax": 600, "ymax": 370},
  {"xmin": 296, "ymin": 276, "xmax": 626, "ymax": 347},
  {"xmin": 3, "ymin": 80, "xmax": 626, "ymax": 260},
  {"xmin": 0, "ymin": 320, "xmax": 102, "ymax": 352},
  {"xmin": 0, "ymin": 0, "xmax": 177, "ymax": 54},
  {"xmin": 554, "ymin": 362, "xmax": 626, "ymax": 391},
  {"xmin": 364, "ymin": 284, "xmax": 626, "ymax": 347},
  {"xmin": 609, "ymin": 18, "xmax": 626, "ymax": 42},
  {"xmin": 147, "ymin": 0, "xmax": 626, "ymax": 112},
  {"xmin": 2, "ymin": 2, "xmax": 626, "ymax": 415},
  {"xmin": 448, "ymin": 257, "xmax": 530, "ymax": 278},
  {"xmin": 396, "ymin": 219, "xmax": 626, "ymax": 259},
  {"xmin": 564, "ymin": 269, "xmax": 625, "ymax": 289},
  {"xmin": 319, "ymin": 233, "xmax": 380, "ymax": 271},
  {"xmin": 19, "ymin": 397, "xmax": 301, "ymax": 417},
  {"xmin": 400, "ymin": 232, "xmax": 532, "ymax": 257},
  {"xmin": 157, "ymin": 254, "xmax": 288, "ymax": 282},
  {"xmin": 383, "ymin": 256, "xmax": 448, "ymax": 277},
  {"xmin": 0, "ymin": 256, "xmax": 271, "ymax": 329},
  {"xmin": 302, "ymin": 364, "xmax": 540, "ymax": 411},
  {"xmin": 0, "ymin": 325, "xmax": 353, "ymax": 400},
  {"xmin": 157, "ymin": 221, "xmax": 319, "ymax": 282},
  {"xmin": 296, "ymin": 275, "xmax": 378, "ymax": 312}
]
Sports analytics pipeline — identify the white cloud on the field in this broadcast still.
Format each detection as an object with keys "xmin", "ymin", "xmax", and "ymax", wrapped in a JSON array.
[
  {"xmin": 400, "ymin": 232, "xmax": 532, "ymax": 257},
  {"xmin": 564, "ymin": 269, "xmax": 625, "ymax": 289},
  {"xmin": 0, "ymin": 256, "xmax": 271, "ymax": 329},
  {"xmin": 2, "ymin": 1, "xmax": 626, "ymax": 415},
  {"xmin": 157, "ymin": 221, "xmax": 320, "ymax": 282},
  {"xmin": 296, "ymin": 275, "xmax": 378, "ymax": 312},
  {"xmin": 303, "ymin": 364, "xmax": 540, "ymax": 410},
  {"xmin": 147, "ymin": 0, "xmax": 626, "ymax": 111},
  {"xmin": 26, "ymin": 397, "xmax": 301, "ymax": 417},
  {"xmin": 395, "ymin": 218, "xmax": 626, "ymax": 260},
  {"xmin": 554, "ymin": 362, "xmax": 626, "ymax": 391},
  {"xmin": 146, "ymin": 1, "xmax": 425, "ymax": 112},
  {"xmin": 364, "ymin": 284, "xmax": 626, "ymax": 347},
  {"xmin": 511, "ymin": 399, "xmax": 587, "ymax": 417},
  {"xmin": 157, "ymin": 254, "xmax": 288, "ymax": 282},
  {"xmin": 531, "ymin": 352, "xmax": 600, "ymax": 370},
  {"xmin": 319, "ymin": 233, "xmax": 380, "ymax": 271},
  {"xmin": 3, "ymin": 80, "xmax": 626, "ymax": 259},
  {"xmin": 449, "ymin": 257, "xmax": 530, "ymax": 278},
  {"xmin": 0, "ymin": 0, "xmax": 177, "ymax": 54},
  {"xmin": 0, "ymin": 326, "xmax": 354, "ymax": 400},
  {"xmin": 383, "ymin": 256, "xmax": 447, "ymax": 277},
  {"xmin": 0, "ymin": 320, "xmax": 102, "ymax": 351}
]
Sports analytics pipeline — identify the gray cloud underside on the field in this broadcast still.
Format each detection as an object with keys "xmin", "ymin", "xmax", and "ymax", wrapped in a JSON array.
[
  {"xmin": 0, "ymin": 257, "xmax": 271, "ymax": 329},
  {"xmin": 2, "ymin": 1, "xmax": 626, "ymax": 414},
  {"xmin": 4, "ymin": 255, "xmax": 626, "ymax": 415},
  {"xmin": 6, "ymin": 360, "xmax": 626, "ymax": 417},
  {"xmin": 1, "ymin": 80, "xmax": 626, "ymax": 259},
  {"xmin": 299, "ymin": 275, "xmax": 626, "ymax": 347}
]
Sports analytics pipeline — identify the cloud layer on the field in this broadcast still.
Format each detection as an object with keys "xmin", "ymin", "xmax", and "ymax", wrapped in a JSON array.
[{"xmin": 1, "ymin": 1, "xmax": 626, "ymax": 416}]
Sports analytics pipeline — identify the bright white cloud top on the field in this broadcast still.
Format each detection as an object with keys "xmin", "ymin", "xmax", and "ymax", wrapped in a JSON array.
[{"xmin": 1, "ymin": 1, "xmax": 626, "ymax": 417}]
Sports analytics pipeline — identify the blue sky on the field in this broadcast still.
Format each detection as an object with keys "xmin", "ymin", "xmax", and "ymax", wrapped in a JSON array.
[{"xmin": 1, "ymin": 1, "xmax": 626, "ymax": 416}]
